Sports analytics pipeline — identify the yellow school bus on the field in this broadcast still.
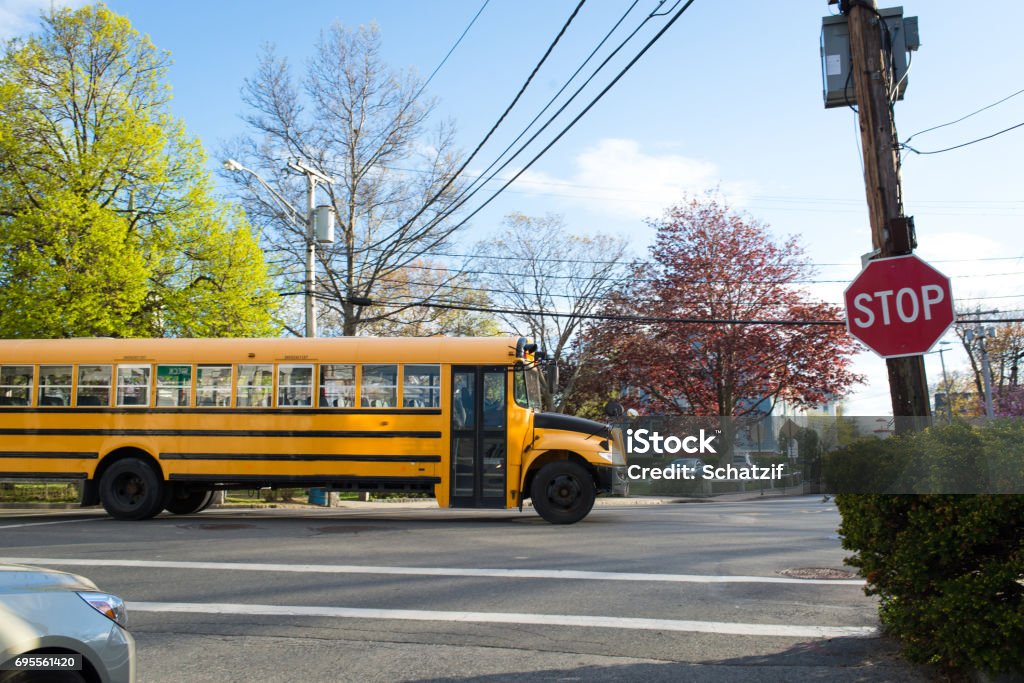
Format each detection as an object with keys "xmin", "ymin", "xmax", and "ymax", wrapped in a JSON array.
[{"xmin": 0, "ymin": 337, "xmax": 626, "ymax": 523}]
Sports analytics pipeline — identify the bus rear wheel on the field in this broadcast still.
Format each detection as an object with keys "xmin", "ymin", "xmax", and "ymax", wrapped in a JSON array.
[
  {"xmin": 530, "ymin": 461, "xmax": 596, "ymax": 524},
  {"xmin": 99, "ymin": 458, "xmax": 166, "ymax": 520},
  {"xmin": 165, "ymin": 487, "xmax": 213, "ymax": 515}
]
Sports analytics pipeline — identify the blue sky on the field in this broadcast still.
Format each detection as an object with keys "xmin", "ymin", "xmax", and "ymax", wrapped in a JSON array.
[{"xmin": 4, "ymin": 0, "xmax": 1023, "ymax": 414}]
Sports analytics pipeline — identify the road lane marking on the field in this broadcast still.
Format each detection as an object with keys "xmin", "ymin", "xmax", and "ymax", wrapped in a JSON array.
[
  {"xmin": 0, "ymin": 517, "xmax": 104, "ymax": 530},
  {"xmin": 127, "ymin": 600, "xmax": 877, "ymax": 639},
  {"xmin": 0, "ymin": 557, "xmax": 865, "ymax": 586}
]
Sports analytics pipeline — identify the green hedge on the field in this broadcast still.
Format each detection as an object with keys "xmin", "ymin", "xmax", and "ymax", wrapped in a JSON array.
[{"xmin": 833, "ymin": 421, "xmax": 1024, "ymax": 675}]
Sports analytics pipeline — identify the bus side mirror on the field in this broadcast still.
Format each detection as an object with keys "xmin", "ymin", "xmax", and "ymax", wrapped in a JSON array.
[
  {"xmin": 604, "ymin": 400, "xmax": 624, "ymax": 417},
  {"xmin": 544, "ymin": 362, "xmax": 558, "ymax": 391}
]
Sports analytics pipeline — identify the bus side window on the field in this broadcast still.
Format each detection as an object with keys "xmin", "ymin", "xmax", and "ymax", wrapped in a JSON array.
[
  {"xmin": 38, "ymin": 365, "xmax": 72, "ymax": 406},
  {"xmin": 237, "ymin": 364, "xmax": 272, "ymax": 407},
  {"xmin": 362, "ymin": 365, "xmax": 397, "ymax": 408},
  {"xmin": 319, "ymin": 364, "xmax": 355, "ymax": 408},
  {"xmin": 156, "ymin": 365, "xmax": 192, "ymax": 407},
  {"xmin": 0, "ymin": 365, "xmax": 33, "ymax": 406},
  {"xmin": 403, "ymin": 364, "xmax": 440, "ymax": 408},
  {"xmin": 196, "ymin": 366, "xmax": 232, "ymax": 407},
  {"xmin": 116, "ymin": 365, "xmax": 151, "ymax": 407},
  {"xmin": 77, "ymin": 365, "xmax": 112, "ymax": 407},
  {"xmin": 278, "ymin": 365, "xmax": 313, "ymax": 407}
]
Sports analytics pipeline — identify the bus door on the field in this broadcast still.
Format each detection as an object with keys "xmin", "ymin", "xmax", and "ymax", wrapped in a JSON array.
[{"xmin": 450, "ymin": 366, "xmax": 507, "ymax": 508}]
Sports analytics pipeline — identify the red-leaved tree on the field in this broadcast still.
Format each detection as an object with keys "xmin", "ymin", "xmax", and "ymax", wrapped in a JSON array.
[{"xmin": 587, "ymin": 194, "xmax": 861, "ymax": 419}]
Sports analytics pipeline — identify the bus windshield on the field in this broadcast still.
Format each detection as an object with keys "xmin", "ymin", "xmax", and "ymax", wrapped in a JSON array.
[{"xmin": 513, "ymin": 363, "xmax": 543, "ymax": 410}]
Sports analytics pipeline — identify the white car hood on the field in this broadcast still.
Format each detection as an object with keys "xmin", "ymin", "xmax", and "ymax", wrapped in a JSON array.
[{"xmin": 0, "ymin": 564, "xmax": 99, "ymax": 593}]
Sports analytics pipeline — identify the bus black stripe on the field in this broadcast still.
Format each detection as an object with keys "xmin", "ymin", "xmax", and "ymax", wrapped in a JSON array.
[
  {"xmin": 159, "ymin": 453, "xmax": 441, "ymax": 463},
  {"xmin": 0, "ymin": 429, "xmax": 441, "ymax": 439},
  {"xmin": 166, "ymin": 474, "xmax": 441, "ymax": 485},
  {"xmin": 0, "ymin": 408, "xmax": 442, "ymax": 416},
  {"xmin": 0, "ymin": 451, "xmax": 98, "ymax": 459},
  {"xmin": 0, "ymin": 472, "xmax": 87, "ymax": 479}
]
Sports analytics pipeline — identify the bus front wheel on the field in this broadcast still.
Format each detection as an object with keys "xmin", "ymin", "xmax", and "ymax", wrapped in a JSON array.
[
  {"xmin": 99, "ymin": 458, "xmax": 166, "ymax": 520},
  {"xmin": 165, "ymin": 487, "xmax": 213, "ymax": 515},
  {"xmin": 530, "ymin": 461, "xmax": 596, "ymax": 524}
]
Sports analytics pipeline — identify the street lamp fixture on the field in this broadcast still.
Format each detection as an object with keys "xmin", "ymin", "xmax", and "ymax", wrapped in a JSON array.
[{"xmin": 223, "ymin": 158, "xmax": 335, "ymax": 338}]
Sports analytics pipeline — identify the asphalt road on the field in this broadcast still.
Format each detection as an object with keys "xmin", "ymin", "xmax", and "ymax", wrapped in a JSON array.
[{"xmin": 0, "ymin": 497, "xmax": 933, "ymax": 682}]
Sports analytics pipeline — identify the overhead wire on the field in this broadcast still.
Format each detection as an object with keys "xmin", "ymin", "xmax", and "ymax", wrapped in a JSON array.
[
  {"xmin": 356, "ymin": 0, "xmax": 700, "ymax": 257},
  {"xmin": 902, "ymin": 86, "xmax": 1024, "ymax": 145},
  {"xmin": 417, "ymin": 0, "xmax": 647, "ymax": 230},
  {"xmin": 902, "ymin": 121, "xmax": 1024, "ymax": 155},
  {"xmin": 413, "ymin": 0, "xmax": 492, "ymax": 99},
  {"xmin": 354, "ymin": 0, "xmax": 589, "ymax": 254}
]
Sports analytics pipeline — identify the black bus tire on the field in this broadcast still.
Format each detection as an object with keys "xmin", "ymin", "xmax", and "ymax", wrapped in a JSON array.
[
  {"xmin": 195, "ymin": 490, "xmax": 217, "ymax": 512},
  {"xmin": 165, "ymin": 488, "xmax": 213, "ymax": 515},
  {"xmin": 530, "ymin": 461, "xmax": 596, "ymax": 524},
  {"xmin": 99, "ymin": 458, "xmax": 166, "ymax": 520}
]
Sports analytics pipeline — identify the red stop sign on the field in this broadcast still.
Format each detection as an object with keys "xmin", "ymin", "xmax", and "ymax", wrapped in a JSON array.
[{"xmin": 844, "ymin": 255, "xmax": 955, "ymax": 358}]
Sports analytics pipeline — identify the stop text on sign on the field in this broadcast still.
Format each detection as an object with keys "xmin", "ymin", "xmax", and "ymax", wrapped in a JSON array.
[
  {"xmin": 849, "ymin": 285, "xmax": 946, "ymax": 327},
  {"xmin": 843, "ymin": 254, "xmax": 955, "ymax": 358}
]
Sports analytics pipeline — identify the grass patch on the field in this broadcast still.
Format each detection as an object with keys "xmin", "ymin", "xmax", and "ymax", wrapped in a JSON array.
[{"xmin": 0, "ymin": 482, "xmax": 80, "ymax": 503}]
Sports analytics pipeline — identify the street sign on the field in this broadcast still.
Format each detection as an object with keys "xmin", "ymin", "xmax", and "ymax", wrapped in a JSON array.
[{"xmin": 844, "ymin": 254, "xmax": 955, "ymax": 358}]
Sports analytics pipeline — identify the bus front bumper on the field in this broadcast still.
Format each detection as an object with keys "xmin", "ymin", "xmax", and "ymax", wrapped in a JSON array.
[{"xmin": 595, "ymin": 465, "xmax": 629, "ymax": 497}]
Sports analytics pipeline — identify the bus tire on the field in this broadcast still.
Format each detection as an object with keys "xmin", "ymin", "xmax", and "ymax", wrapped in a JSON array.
[
  {"xmin": 530, "ymin": 461, "xmax": 596, "ymax": 524},
  {"xmin": 165, "ymin": 487, "xmax": 213, "ymax": 515},
  {"xmin": 99, "ymin": 458, "xmax": 166, "ymax": 520}
]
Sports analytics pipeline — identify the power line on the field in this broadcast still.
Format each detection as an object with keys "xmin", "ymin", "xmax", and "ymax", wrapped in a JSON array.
[
  {"xmin": 903, "ymin": 86, "xmax": 1024, "ymax": 144},
  {"xmin": 296, "ymin": 256, "xmax": 1024, "ymax": 285},
  {"xmin": 358, "ymin": 0, "xmax": 699, "ymax": 259},
  {"xmin": 902, "ymin": 121, "xmax": 1024, "ymax": 156},
  {"xmin": 317, "ymin": 246, "xmax": 1024, "ymax": 269},
  {"xmin": 414, "ymin": 0, "xmax": 491, "ymax": 97},
  {"xmin": 428, "ymin": 0, "xmax": 647, "ymax": 226},
  {"xmin": 364, "ymin": 298, "xmax": 846, "ymax": 326},
  {"xmin": 315, "ymin": 294, "xmax": 1024, "ymax": 327},
  {"xmin": 357, "ymin": 0, "xmax": 588, "ymax": 254}
]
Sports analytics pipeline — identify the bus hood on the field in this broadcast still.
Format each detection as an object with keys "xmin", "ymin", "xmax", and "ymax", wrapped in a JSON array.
[{"xmin": 534, "ymin": 412, "xmax": 611, "ymax": 439}]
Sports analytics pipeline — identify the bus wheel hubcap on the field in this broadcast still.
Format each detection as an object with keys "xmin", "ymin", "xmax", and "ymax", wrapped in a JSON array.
[{"xmin": 549, "ymin": 475, "xmax": 580, "ymax": 508}]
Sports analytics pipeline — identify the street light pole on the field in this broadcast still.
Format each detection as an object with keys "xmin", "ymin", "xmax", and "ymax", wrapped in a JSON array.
[
  {"xmin": 286, "ymin": 160, "xmax": 334, "ymax": 338},
  {"xmin": 224, "ymin": 158, "xmax": 333, "ymax": 338},
  {"xmin": 937, "ymin": 342, "xmax": 953, "ymax": 424},
  {"xmin": 965, "ymin": 325, "xmax": 996, "ymax": 419}
]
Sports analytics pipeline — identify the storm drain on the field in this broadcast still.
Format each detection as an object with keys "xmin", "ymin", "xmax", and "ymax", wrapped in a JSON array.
[{"xmin": 779, "ymin": 567, "xmax": 858, "ymax": 580}]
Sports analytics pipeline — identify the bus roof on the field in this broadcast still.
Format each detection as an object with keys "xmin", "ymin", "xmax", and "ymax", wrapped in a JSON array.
[{"xmin": 0, "ymin": 337, "xmax": 529, "ymax": 365}]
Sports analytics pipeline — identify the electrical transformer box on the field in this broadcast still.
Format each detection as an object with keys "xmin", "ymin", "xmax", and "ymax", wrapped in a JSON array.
[{"xmin": 821, "ymin": 7, "xmax": 919, "ymax": 109}]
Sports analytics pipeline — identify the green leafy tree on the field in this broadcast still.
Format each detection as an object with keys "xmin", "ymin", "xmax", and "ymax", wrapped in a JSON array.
[{"xmin": 0, "ymin": 3, "xmax": 278, "ymax": 338}]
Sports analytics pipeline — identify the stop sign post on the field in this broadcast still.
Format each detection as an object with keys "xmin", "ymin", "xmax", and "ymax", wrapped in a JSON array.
[{"xmin": 844, "ymin": 255, "xmax": 956, "ymax": 358}]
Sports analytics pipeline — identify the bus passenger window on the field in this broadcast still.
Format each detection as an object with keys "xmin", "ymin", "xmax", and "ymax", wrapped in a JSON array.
[
  {"xmin": 116, "ymin": 365, "xmax": 151, "ymax": 407},
  {"xmin": 38, "ymin": 365, "xmax": 72, "ymax": 406},
  {"xmin": 156, "ymin": 365, "xmax": 192, "ymax": 406},
  {"xmin": 77, "ymin": 365, "xmax": 112, "ymax": 407},
  {"xmin": 0, "ymin": 365, "xmax": 33, "ymax": 406},
  {"xmin": 362, "ymin": 365, "xmax": 397, "ymax": 408},
  {"xmin": 278, "ymin": 365, "xmax": 313, "ymax": 407},
  {"xmin": 403, "ymin": 365, "xmax": 440, "ymax": 408},
  {"xmin": 196, "ymin": 366, "xmax": 232, "ymax": 407},
  {"xmin": 237, "ymin": 364, "xmax": 272, "ymax": 407},
  {"xmin": 319, "ymin": 364, "xmax": 355, "ymax": 407}
]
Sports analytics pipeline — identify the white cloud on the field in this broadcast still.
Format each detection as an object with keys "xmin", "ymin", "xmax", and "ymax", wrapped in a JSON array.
[
  {"xmin": 0, "ymin": 0, "xmax": 83, "ymax": 41},
  {"xmin": 506, "ymin": 138, "xmax": 751, "ymax": 221}
]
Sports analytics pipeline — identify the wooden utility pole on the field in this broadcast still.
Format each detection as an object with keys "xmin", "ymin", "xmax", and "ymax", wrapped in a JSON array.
[{"xmin": 846, "ymin": 0, "xmax": 931, "ymax": 419}]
